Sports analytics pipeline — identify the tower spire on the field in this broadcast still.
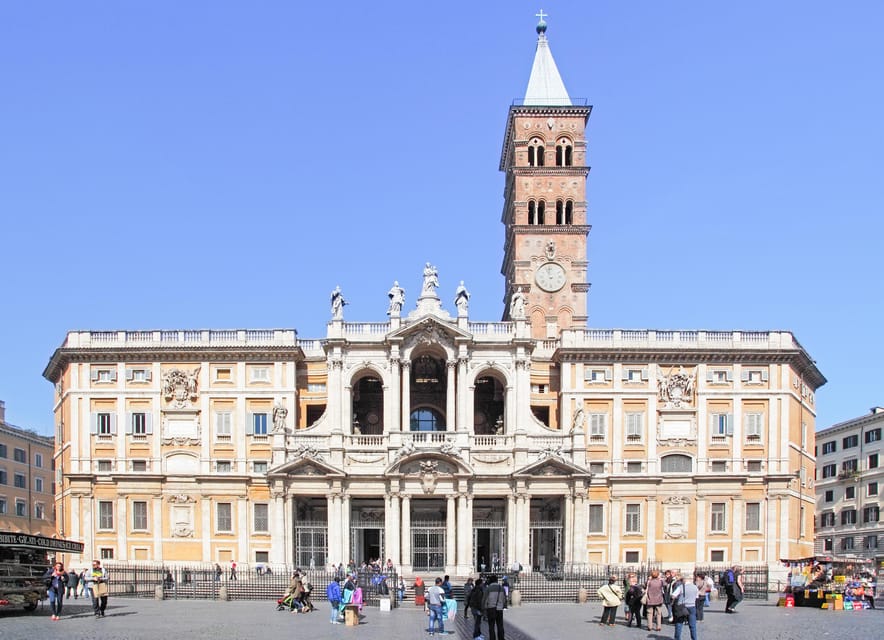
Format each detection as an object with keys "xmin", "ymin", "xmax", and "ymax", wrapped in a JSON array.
[{"xmin": 524, "ymin": 11, "xmax": 571, "ymax": 106}]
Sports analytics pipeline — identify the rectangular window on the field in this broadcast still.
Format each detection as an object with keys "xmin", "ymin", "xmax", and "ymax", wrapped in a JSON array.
[
  {"xmin": 250, "ymin": 366, "xmax": 271, "ymax": 383},
  {"xmin": 132, "ymin": 412, "xmax": 147, "ymax": 435},
  {"xmin": 15, "ymin": 500, "xmax": 26, "ymax": 517},
  {"xmin": 98, "ymin": 501, "xmax": 114, "ymax": 529},
  {"xmin": 841, "ymin": 509, "xmax": 857, "ymax": 525},
  {"xmin": 866, "ymin": 428, "xmax": 882, "ymax": 444},
  {"xmin": 843, "ymin": 434, "xmax": 859, "ymax": 449},
  {"xmin": 132, "ymin": 501, "xmax": 148, "ymax": 530},
  {"xmin": 0, "ymin": 469, "xmax": 5, "ymax": 485},
  {"xmin": 588, "ymin": 504, "xmax": 604, "ymax": 533},
  {"xmin": 96, "ymin": 413, "xmax": 113, "ymax": 436},
  {"xmin": 821, "ymin": 441, "xmax": 837, "ymax": 454},
  {"xmin": 823, "ymin": 538, "xmax": 833, "ymax": 552},
  {"xmin": 708, "ymin": 369, "xmax": 731, "ymax": 384},
  {"xmin": 132, "ymin": 460, "xmax": 147, "ymax": 472},
  {"xmin": 588, "ymin": 413, "xmax": 607, "ymax": 441},
  {"xmin": 253, "ymin": 413, "xmax": 268, "ymax": 435},
  {"xmin": 869, "ymin": 453, "xmax": 879, "ymax": 469},
  {"xmin": 841, "ymin": 537, "xmax": 855, "ymax": 551},
  {"xmin": 820, "ymin": 512, "xmax": 835, "ymax": 527},
  {"xmin": 215, "ymin": 367, "xmax": 232, "ymax": 382},
  {"xmin": 824, "ymin": 490, "xmax": 834, "ymax": 503},
  {"xmin": 623, "ymin": 368, "xmax": 648, "ymax": 383},
  {"xmin": 585, "ymin": 368, "xmax": 610, "ymax": 383},
  {"xmin": 711, "ymin": 502, "xmax": 727, "ymax": 532},
  {"xmin": 215, "ymin": 412, "xmax": 232, "ymax": 439},
  {"xmin": 865, "ymin": 535, "xmax": 879, "ymax": 550},
  {"xmin": 822, "ymin": 464, "xmax": 837, "ymax": 478},
  {"xmin": 13, "ymin": 448, "xmax": 26, "ymax": 463},
  {"xmin": 34, "ymin": 453, "xmax": 43, "ymax": 468},
  {"xmin": 625, "ymin": 412, "xmax": 644, "ymax": 441},
  {"xmin": 869, "ymin": 482, "xmax": 879, "ymax": 497},
  {"xmin": 864, "ymin": 506, "xmax": 880, "ymax": 523},
  {"xmin": 0, "ymin": 444, "xmax": 6, "ymax": 458},
  {"xmin": 35, "ymin": 477, "xmax": 43, "ymax": 493},
  {"xmin": 216, "ymin": 461, "xmax": 232, "ymax": 473},
  {"xmin": 35, "ymin": 503, "xmax": 45, "ymax": 519},
  {"xmin": 93, "ymin": 368, "xmax": 117, "ymax": 383},
  {"xmin": 626, "ymin": 461, "xmax": 643, "ymax": 474},
  {"xmin": 97, "ymin": 460, "xmax": 112, "ymax": 473},
  {"xmin": 307, "ymin": 382, "xmax": 326, "ymax": 393},
  {"xmin": 742, "ymin": 369, "xmax": 767, "ymax": 384},
  {"xmin": 710, "ymin": 460, "xmax": 727, "ymax": 473},
  {"xmin": 744, "ymin": 413, "xmax": 763, "ymax": 441},
  {"xmin": 253, "ymin": 461, "xmax": 268, "ymax": 474},
  {"xmin": 845, "ymin": 486, "xmax": 855, "ymax": 500},
  {"xmin": 100, "ymin": 548, "xmax": 114, "ymax": 560},
  {"xmin": 746, "ymin": 460, "xmax": 762, "ymax": 473},
  {"xmin": 842, "ymin": 459, "xmax": 858, "ymax": 473},
  {"xmin": 710, "ymin": 550, "xmax": 725, "ymax": 562},
  {"xmin": 13, "ymin": 473, "xmax": 25, "ymax": 489},
  {"xmin": 624, "ymin": 551, "xmax": 640, "ymax": 563},
  {"xmin": 589, "ymin": 462, "xmax": 605, "ymax": 474},
  {"xmin": 530, "ymin": 384, "xmax": 548, "ymax": 394},
  {"xmin": 254, "ymin": 503, "xmax": 269, "ymax": 532},
  {"xmin": 745, "ymin": 502, "xmax": 761, "ymax": 531},
  {"xmin": 710, "ymin": 413, "xmax": 733, "ymax": 438},
  {"xmin": 217, "ymin": 502, "xmax": 233, "ymax": 532},
  {"xmin": 0, "ymin": 498, "xmax": 6, "ymax": 514},
  {"xmin": 625, "ymin": 504, "xmax": 641, "ymax": 533}
]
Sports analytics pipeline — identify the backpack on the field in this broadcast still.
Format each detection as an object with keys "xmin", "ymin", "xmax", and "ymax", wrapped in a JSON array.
[{"xmin": 719, "ymin": 569, "xmax": 735, "ymax": 588}]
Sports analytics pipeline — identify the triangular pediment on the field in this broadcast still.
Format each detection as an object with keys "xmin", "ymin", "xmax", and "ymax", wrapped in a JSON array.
[
  {"xmin": 388, "ymin": 315, "xmax": 470, "ymax": 343},
  {"xmin": 269, "ymin": 455, "xmax": 345, "ymax": 478},
  {"xmin": 513, "ymin": 455, "xmax": 590, "ymax": 478}
]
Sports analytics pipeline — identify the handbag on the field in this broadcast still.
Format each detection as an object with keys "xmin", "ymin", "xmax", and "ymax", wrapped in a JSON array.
[
  {"xmin": 94, "ymin": 581, "xmax": 109, "ymax": 597},
  {"xmin": 640, "ymin": 590, "xmax": 649, "ymax": 606},
  {"xmin": 672, "ymin": 602, "xmax": 689, "ymax": 620}
]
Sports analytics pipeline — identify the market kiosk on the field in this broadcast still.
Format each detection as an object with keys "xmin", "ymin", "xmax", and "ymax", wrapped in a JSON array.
[{"xmin": 780, "ymin": 556, "xmax": 876, "ymax": 610}]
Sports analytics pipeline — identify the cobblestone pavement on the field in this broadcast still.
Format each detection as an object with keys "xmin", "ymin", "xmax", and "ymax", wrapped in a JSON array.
[{"xmin": 0, "ymin": 597, "xmax": 880, "ymax": 640}]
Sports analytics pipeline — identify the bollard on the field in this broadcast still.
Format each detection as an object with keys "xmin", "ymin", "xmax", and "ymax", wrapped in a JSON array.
[
  {"xmin": 578, "ymin": 587, "xmax": 587, "ymax": 603},
  {"xmin": 510, "ymin": 589, "xmax": 522, "ymax": 607},
  {"xmin": 154, "ymin": 585, "xmax": 164, "ymax": 600},
  {"xmin": 219, "ymin": 585, "xmax": 229, "ymax": 601}
]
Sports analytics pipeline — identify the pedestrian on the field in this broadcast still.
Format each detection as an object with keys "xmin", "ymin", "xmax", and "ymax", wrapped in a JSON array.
[
  {"xmin": 597, "ymin": 574, "xmax": 622, "ymax": 626},
  {"xmin": 229, "ymin": 560, "xmax": 237, "ymax": 581},
  {"xmin": 43, "ymin": 561, "xmax": 68, "ymax": 621},
  {"xmin": 663, "ymin": 569, "xmax": 674, "ymax": 622},
  {"xmin": 214, "ymin": 563, "xmax": 222, "ymax": 582},
  {"xmin": 694, "ymin": 572, "xmax": 708, "ymax": 621},
  {"xmin": 670, "ymin": 570, "xmax": 698, "ymax": 640},
  {"xmin": 414, "ymin": 575, "xmax": 426, "ymax": 606},
  {"xmin": 442, "ymin": 574, "xmax": 453, "ymax": 599},
  {"xmin": 645, "ymin": 569, "xmax": 665, "ymax": 631},
  {"xmin": 463, "ymin": 577, "xmax": 474, "ymax": 620},
  {"xmin": 397, "ymin": 576, "xmax": 405, "ymax": 603},
  {"xmin": 88, "ymin": 559, "xmax": 109, "ymax": 618},
  {"xmin": 78, "ymin": 568, "xmax": 87, "ymax": 597},
  {"xmin": 425, "ymin": 576, "xmax": 447, "ymax": 635},
  {"xmin": 66, "ymin": 567, "xmax": 79, "ymax": 599},
  {"xmin": 725, "ymin": 564, "xmax": 744, "ymax": 613},
  {"xmin": 624, "ymin": 573, "xmax": 644, "ymax": 628},
  {"xmin": 483, "ymin": 574, "xmax": 507, "ymax": 640},
  {"xmin": 467, "ymin": 577, "xmax": 485, "ymax": 639},
  {"xmin": 326, "ymin": 576, "xmax": 342, "ymax": 624}
]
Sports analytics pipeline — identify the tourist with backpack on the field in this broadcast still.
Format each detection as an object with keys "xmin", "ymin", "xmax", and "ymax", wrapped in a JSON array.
[
  {"xmin": 722, "ymin": 564, "xmax": 744, "ymax": 613},
  {"xmin": 467, "ymin": 577, "xmax": 486, "ymax": 638}
]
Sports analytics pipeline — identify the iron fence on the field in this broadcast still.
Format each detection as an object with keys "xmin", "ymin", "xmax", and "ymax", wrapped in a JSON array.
[
  {"xmin": 694, "ymin": 563, "xmax": 769, "ymax": 600},
  {"xmin": 100, "ymin": 563, "xmax": 399, "ymax": 607}
]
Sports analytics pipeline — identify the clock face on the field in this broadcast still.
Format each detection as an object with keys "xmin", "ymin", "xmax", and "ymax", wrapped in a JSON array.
[{"xmin": 535, "ymin": 262, "xmax": 567, "ymax": 292}]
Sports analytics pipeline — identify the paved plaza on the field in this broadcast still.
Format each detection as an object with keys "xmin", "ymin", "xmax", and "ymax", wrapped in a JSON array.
[{"xmin": 0, "ymin": 597, "xmax": 880, "ymax": 640}]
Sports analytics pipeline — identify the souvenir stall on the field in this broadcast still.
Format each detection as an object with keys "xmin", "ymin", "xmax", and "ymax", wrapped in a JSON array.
[{"xmin": 779, "ymin": 556, "xmax": 877, "ymax": 609}]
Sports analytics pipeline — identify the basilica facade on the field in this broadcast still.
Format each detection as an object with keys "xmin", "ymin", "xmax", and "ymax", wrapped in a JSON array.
[{"xmin": 44, "ymin": 20, "xmax": 824, "ymax": 574}]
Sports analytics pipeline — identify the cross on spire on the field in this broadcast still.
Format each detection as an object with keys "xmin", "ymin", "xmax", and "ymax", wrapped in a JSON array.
[{"xmin": 535, "ymin": 9, "xmax": 548, "ymax": 22}]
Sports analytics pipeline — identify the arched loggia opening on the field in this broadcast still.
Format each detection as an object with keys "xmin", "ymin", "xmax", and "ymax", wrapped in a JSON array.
[
  {"xmin": 474, "ymin": 373, "xmax": 505, "ymax": 435},
  {"xmin": 352, "ymin": 373, "xmax": 384, "ymax": 434}
]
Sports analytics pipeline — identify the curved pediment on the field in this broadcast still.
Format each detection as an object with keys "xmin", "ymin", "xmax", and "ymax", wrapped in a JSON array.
[
  {"xmin": 388, "ymin": 316, "xmax": 471, "ymax": 351},
  {"xmin": 385, "ymin": 451, "xmax": 474, "ymax": 477}
]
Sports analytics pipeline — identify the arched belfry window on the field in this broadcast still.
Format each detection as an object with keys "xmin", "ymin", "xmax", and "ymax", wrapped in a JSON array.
[
  {"xmin": 528, "ymin": 138, "xmax": 545, "ymax": 167},
  {"xmin": 555, "ymin": 200, "xmax": 564, "ymax": 225},
  {"xmin": 537, "ymin": 200, "xmax": 546, "ymax": 225},
  {"xmin": 556, "ymin": 138, "xmax": 573, "ymax": 166},
  {"xmin": 528, "ymin": 200, "xmax": 536, "ymax": 225},
  {"xmin": 660, "ymin": 454, "xmax": 693, "ymax": 473},
  {"xmin": 565, "ymin": 200, "xmax": 573, "ymax": 225}
]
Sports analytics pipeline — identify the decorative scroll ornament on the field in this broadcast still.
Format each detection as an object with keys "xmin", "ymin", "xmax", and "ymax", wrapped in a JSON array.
[
  {"xmin": 168, "ymin": 494, "xmax": 195, "ymax": 504},
  {"xmin": 172, "ymin": 525, "xmax": 194, "ymax": 538},
  {"xmin": 439, "ymin": 438, "xmax": 461, "ymax": 459},
  {"xmin": 537, "ymin": 445, "xmax": 565, "ymax": 462},
  {"xmin": 162, "ymin": 367, "xmax": 200, "ymax": 408},
  {"xmin": 662, "ymin": 496, "xmax": 691, "ymax": 505},
  {"xmin": 656, "ymin": 366, "xmax": 695, "ymax": 408},
  {"xmin": 394, "ymin": 440, "xmax": 417, "ymax": 460},
  {"xmin": 291, "ymin": 443, "xmax": 323, "ymax": 461}
]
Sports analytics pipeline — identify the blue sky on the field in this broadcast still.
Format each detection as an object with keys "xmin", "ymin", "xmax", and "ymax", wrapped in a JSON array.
[{"xmin": 1, "ymin": 1, "xmax": 882, "ymax": 435}]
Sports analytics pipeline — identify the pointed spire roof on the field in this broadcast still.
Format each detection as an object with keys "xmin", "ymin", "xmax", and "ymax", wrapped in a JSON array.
[{"xmin": 523, "ymin": 11, "xmax": 572, "ymax": 106}]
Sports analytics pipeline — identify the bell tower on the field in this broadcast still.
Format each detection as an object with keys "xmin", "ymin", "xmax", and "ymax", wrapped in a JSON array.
[{"xmin": 500, "ymin": 14, "xmax": 592, "ymax": 338}]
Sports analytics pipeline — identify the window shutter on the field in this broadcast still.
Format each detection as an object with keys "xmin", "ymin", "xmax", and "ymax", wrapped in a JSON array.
[
  {"xmin": 740, "ymin": 371, "xmax": 749, "ymax": 382},
  {"xmin": 145, "ymin": 369, "xmax": 153, "ymax": 382},
  {"xmin": 726, "ymin": 370, "xmax": 733, "ymax": 382},
  {"xmin": 726, "ymin": 413, "xmax": 734, "ymax": 435},
  {"xmin": 125, "ymin": 413, "xmax": 133, "ymax": 434},
  {"xmin": 91, "ymin": 369, "xmax": 99, "ymax": 382},
  {"xmin": 145, "ymin": 413, "xmax": 153, "ymax": 434},
  {"xmin": 641, "ymin": 368, "xmax": 648, "ymax": 380},
  {"xmin": 621, "ymin": 369, "xmax": 629, "ymax": 381},
  {"xmin": 90, "ymin": 413, "xmax": 98, "ymax": 434},
  {"xmin": 246, "ymin": 412, "xmax": 254, "ymax": 435},
  {"xmin": 110, "ymin": 413, "xmax": 118, "ymax": 435},
  {"xmin": 109, "ymin": 369, "xmax": 118, "ymax": 382},
  {"xmin": 706, "ymin": 370, "xmax": 714, "ymax": 382},
  {"xmin": 125, "ymin": 368, "xmax": 134, "ymax": 381},
  {"xmin": 761, "ymin": 369, "xmax": 769, "ymax": 382}
]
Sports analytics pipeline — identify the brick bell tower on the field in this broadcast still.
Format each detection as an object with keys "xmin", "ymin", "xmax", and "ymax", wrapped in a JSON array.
[{"xmin": 500, "ymin": 14, "xmax": 592, "ymax": 339}]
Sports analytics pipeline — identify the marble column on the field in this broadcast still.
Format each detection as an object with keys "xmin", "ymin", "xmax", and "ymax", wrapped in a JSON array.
[
  {"xmin": 341, "ymin": 495, "xmax": 351, "ymax": 564},
  {"xmin": 401, "ymin": 495, "xmax": 412, "ymax": 573},
  {"xmin": 389, "ymin": 357, "xmax": 401, "ymax": 431},
  {"xmin": 328, "ymin": 493, "xmax": 342, "ymax": 565},
  {"xmin": 516, "ymin": 494, "xmax": 530, "ymax": 569},
  {"xmin": 269, "ymin": 490, "xmax": 285, "ymax": 564},
  {"xmin": 401, "ymin": 362, "xmax": 411, "ymax": 431},
  {"xmin": 446, "ymin": 360, "xmax": 456, "ymax": 430},
  {"xmin": 563, "ymin": 493, "xmax": 574, "ymax": 564},
  {"xmin": 456, "ymin": 492, "xmax": 473, "ymax": 574},
  {"xmin": 506, "ymin": 494, "xmax": 516, "ymax": 568},
  {"xmin": 646, "ymin": 497, "xmax": 657, "ymax": 562},
  {"xmin": 446, "ymin": 495, "xmax": 456, "ymax": 574},
  {"xmin": 456, "ymin": 357, "xmax": 470, "ymax": 431},
  {"xmin": 385, "ymin": 491, "xmax": 401, "ymax": 567}
]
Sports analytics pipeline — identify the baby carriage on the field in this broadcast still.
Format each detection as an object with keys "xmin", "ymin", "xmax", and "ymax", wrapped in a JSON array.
[{"xmin": 276, "ymin": 591, "xmax": 299, "ymax": 611}]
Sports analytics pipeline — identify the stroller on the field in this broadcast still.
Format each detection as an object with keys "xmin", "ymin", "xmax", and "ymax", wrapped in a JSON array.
[
  {"xmin": 276, "ymin": 582, "xmax": 315, "ymax": 613},
  {"xmin": 276, "ymin": 591, "xmax": 299, "ymax": 612}
]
